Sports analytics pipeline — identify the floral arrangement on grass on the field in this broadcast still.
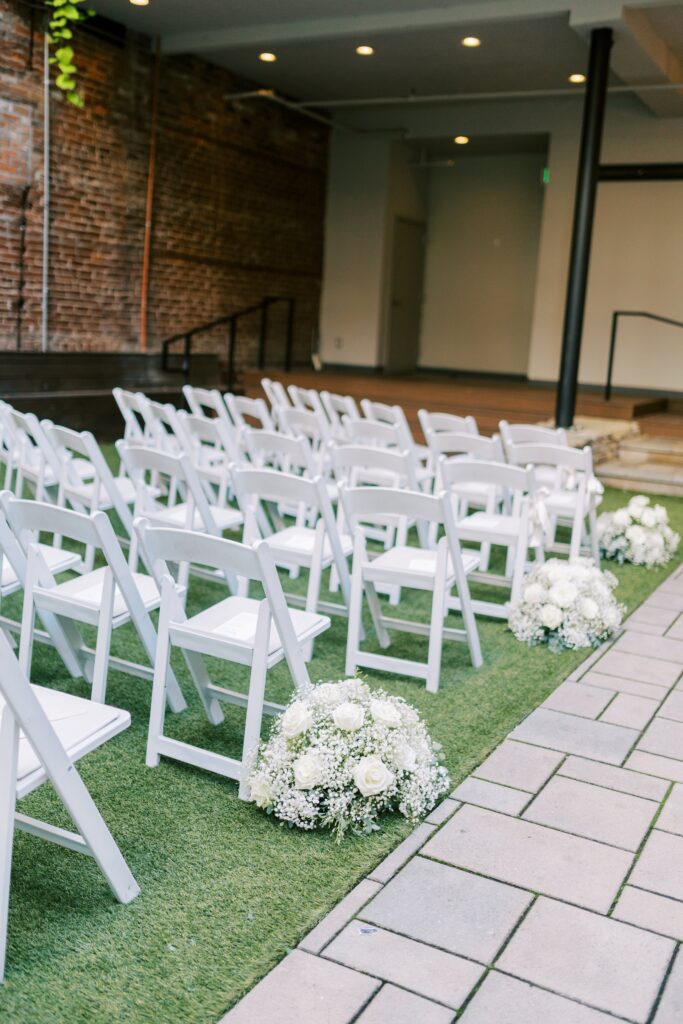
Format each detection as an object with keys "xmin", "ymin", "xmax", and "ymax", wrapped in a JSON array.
[
  {"xmin": 508, "ymin": 558, "xmax": 624, "ymax": 651},
  {"xmin": 247, "ymin": 678, "xmax": 450, "ymax": 839},
  {"xmin": 597, "ymin": 495, "xmax": 679, "ymax": 568}
]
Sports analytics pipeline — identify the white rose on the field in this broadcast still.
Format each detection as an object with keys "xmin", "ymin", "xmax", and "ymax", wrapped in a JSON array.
[
  {"xmin": 580, "ymin": 597, "xmax": 599, "ymax": 620},
  {"xmin": 249, "ymin": 776, "xmax": 273, "ymax": 809},
  {"xmin": 314, "ymin": 682, "xmax": 343, "ymax": 706},
  {"xmin": 654, "ymin": 505, "xmax": 668, "ymax": 525},
  {"xmin": 612, "ymin": 509, "xmax": 631, "ymax": 529},
  {"xmin": 640, "ymin": 508, "xmax": 657, "ymax": 529},
  {"xmin": 542, "ymin": 561, "xmax": 572, "ymax": 584},
  {"xmin": 629, "ymin": 495, "xmax": 649, "ymax": 510},
  {"xmin": 344, "ymin": 678, "xmax": 370, "ymax": 699},
  {"xmin": 332, "ymin": 701, "xmax": 365, "ymax": 731},
  {"xmin": 393, "ymin": 743, "xmax": 417, "ymax": 772},
  {"xmin": 540, "ymin": 603, "xmax": 563, "ymax": 630},
  {"xmin": 626, "ymin": 525, "xmax": 646, "ymax": 545},
  {"xmin": 370, "ymin": 699, "xmax": 402, "ymax": 728},
  {"xmin": 293, "ymin": 752, "xmax": 323, "ymax": 789},
  {"xmin": 523, "ymin": 583, "xmax": 545, "ymax": 604},
  {"xmin": 548, "ymin": 581, "xmax": 578, "ymax": 609},
  {"xmin": 281, "ymin": 701, "xmax": 313, "ymax": 739},
  {"xmin": 353, "ymin": 756, "xmax": 395, "ymax": 797}
]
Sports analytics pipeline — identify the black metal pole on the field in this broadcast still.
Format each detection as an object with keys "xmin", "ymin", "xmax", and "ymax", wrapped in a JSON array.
[{"xmin": 555, "ymin": 27, "xmax": 613, "ymax": 428}]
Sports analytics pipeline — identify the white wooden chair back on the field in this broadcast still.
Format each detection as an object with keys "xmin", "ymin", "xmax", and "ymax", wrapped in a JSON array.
[
  {"xmin": 112, "ymin": 388, "xmax": 147, "ymax": 445},
  {"xmin": 225, "ymin": 392, "xmax": 274, "ymax": 431},
  {"xmin": 418, "ymin": 409, "xmax": 478, "ymax": 437},
  {"xmin": 499, "ymin": 420, "xmax": 568, "ymax": 455},
  {"xmin": 243, "ymin": 428, "xmax": 316, "ymax": 478},
  {"xmin": 261, "ymin": 377, "xmax": 292, "ymax": 418},
  {"xmin": 320, "ymin": 390, "xmax": 359, "ymax": 439}
]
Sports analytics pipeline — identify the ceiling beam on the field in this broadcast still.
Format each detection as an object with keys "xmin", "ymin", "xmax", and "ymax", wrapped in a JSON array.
[{"xmin": 617, "ymin": 7, "xmax": 683, "ymax": 117}]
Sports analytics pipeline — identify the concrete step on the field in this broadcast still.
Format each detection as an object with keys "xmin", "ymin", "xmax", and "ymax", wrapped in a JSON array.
[
  {"xmin": 597, "ymin": 458, "xmax": 683, "ymax": 497},
  {"xmin": 619, "ymin": 436, "xmax": 683, "ymax": 465}
]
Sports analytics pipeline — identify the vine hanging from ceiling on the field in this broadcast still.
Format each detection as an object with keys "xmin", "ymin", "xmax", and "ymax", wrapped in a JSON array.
[{"xmin": 44, "ymin": 0, "xmax": 94, "ymax": 107}]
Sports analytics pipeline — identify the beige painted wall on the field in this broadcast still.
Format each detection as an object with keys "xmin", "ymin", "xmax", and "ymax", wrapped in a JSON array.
[
  {"xmin": 318, "ymin": 133, "xmax": 391, "ymax": 367},
  {"xmin": 320, "ymin": 92, "xmax": 683, "ymax": 389},
  {"xmin": 419, "ymin": 152, "xmax": 546, "ymax": 374},
  {"xmin": 580, "ymin": 179, "xmax": 683, "ymax": 390}
]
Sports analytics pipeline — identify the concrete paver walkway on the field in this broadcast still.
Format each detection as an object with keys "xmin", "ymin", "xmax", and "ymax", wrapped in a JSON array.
[{"xmin": 224, "ymin": 566, "xmax": 683, "ymax": 1023}]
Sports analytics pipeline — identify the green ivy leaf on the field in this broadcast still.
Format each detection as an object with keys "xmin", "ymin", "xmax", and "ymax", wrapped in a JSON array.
[
  {"xmin": 55, "ymin": 46, "xmax": 74, "ymax": 61},
  {"xmin": 67, "ymin": 92, "xmax": 84, "ymax": 108},
  {"xmin": 55, "ymin": 73, "xmax": 76, "ymax": 90}
]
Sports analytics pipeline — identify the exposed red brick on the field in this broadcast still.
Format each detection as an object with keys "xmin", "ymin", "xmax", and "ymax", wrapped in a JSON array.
[{"xmin": 0, "ymin": 0, "xmax": 327, "ymax": 371}]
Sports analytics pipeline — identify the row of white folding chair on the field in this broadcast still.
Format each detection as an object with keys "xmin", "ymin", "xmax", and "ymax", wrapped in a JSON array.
[
  {"xmin": 0, "ymin": 404, "xmax": 95, "ymax": 502},
  {"xmin": 0, "ymin": 626, "xmax": 139, "ymax": 982}
]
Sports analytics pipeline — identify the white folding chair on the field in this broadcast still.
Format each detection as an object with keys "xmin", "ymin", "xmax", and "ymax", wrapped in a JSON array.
[
  {"xmin": 361, "ymin": 399, "xmax": 431, "ymax": 474},
  {"xmin": 8, "ymin": 497, "xmax": 186, "ymax": 710},
  {"xmin": 343, "ymin": 414, "xmax": 431, "ymax": 492},
  {"xmin": 0, "ymin": 498, "xmax": 83, "ymax": 676},
  {"xmin": 225, "ymin": 392, "xmax": 274, "ymax": 432},
  {"xmin": 426, "ymin": 431, "xmax": 506, "ymax": 568},
  {"xmin": 118, "ymin": 443, "xmax": 243, "ymax": 592},
  {"xmin": 320, "ymin": 390, "xmax": 360, "ymax": 440},
  {"xmin": 46, "ymin": 423, "xmax": 136, "ymax": 571},
  {"xmin": 136, "ymin": 522, "xmax": 330, "ymax": 798},
  {"xmin": 505, "ymin": 442, "xmax": 602, "ymax": 562},
  {"xmin": 341, "ymin": 485, "xmax": 482, "ymax": 692},
  {"xmin": 0, "ymin": 407, "xmax": 60, "ymax": 501},
  {"xmin": 439, "ymin": 459, "xmax": 544, "ymax": 620},
  {"xmin": 278, "ymin": 405, "xmax": 334, "ymax": 475},
  {"xmin": 112, "ymin": 388, "xmax": 148, "ymax": 446},
  {"xmin": 499, "ymin": 421, "xmax": 568, "ymax": 489},
  {"xmin": 288, "ymin": 384, "xmax": 331, "ymax": 429},
  {"xmin": 232, "ymin": 465, "xmax": 353, "ymax": 626},
  {"xmin": 261, "ymin": 377, "xmax": 292, "ymax": 425},
  {"xmin": 0, "ymin": 630, "xmax": 139, "ymax": 982},
  {"xmin": 135, "ymin": 396, "xmax": 185, "ymax": 454}
]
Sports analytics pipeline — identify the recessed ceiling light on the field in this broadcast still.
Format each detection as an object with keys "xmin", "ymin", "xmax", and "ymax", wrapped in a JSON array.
[
  {"xmin": 356, "ymin": 45, "xmax": 374, "ymax": 56},
  {"xmin": 461, "ymin": 36, "xmax": 481, "ymax": 47},
  {"xmin": 453, "ymin": 135, "xmax": 469, "ymax": 145},
  {"xmin": 259, "ymin": 52, "xmax": 277, "ymax": 63},
  {"xmin": 129, "ymin": 0, "xmax": 149, "ymax": 6},
  {"xmin": 569, "ymin": 73, "xmax": 586, "ymax": 83}
]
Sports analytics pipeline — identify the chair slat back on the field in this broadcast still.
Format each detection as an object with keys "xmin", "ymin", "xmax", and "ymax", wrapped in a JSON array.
[
  {"xmin": 340, "ymin": 484, "xmax": 444, "ymax": 528},
  {"xmin": 427, "ymin": 430, "xmax": 503, "ymax": 461},
  {"xmin": 439, "ymin": 457, "xmax": 534, "ymax": 494},
  {"xmin": 225, "ymin": 393, "xmax": 274, "ymax": 431},
  {"xmin": 506, "ymin": 441, "xmax": 592, "ymax": 474},
  {"xmin": 135, "ymin": 520, "xmax": 261, "ymax": 582},
  {"xmin": 243, "ymin": 428, "xmax": 315, "ymax": 476},
  {"xmin": 418, "ymin": 409, "xmax": 478, "ymax": 436},
  {"xmin": 499, "ymin": 420, "xmax": 568, "ymax": 454}
]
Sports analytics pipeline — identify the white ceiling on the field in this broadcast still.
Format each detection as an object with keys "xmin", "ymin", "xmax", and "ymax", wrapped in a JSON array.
[{"xmin": 90, "ymin": 0, "xmax": 683, "ymax": 114}]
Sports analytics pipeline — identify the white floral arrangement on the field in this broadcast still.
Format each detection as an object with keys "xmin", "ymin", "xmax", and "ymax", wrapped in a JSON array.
[
  {"xmin": 508, "ymin": 558, "xmax": 624, "ymax": 651},
  {"xmin": 247, "ymin": 678, "xmax": 450, "ymax": 839},
  {"xmin": 597, "ymin": 495, "xmax": 679, "ymax": 568}
]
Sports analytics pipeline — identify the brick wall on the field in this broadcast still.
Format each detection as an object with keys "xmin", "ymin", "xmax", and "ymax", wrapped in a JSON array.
[{"xmin": 0, "ymin": 1, "xmax": 328, "ymax": 371}]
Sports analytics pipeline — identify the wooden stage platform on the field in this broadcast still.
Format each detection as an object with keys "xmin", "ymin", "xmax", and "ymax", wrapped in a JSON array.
[{"xmin": 243, "ymin": 369, "xmax": 666, "ymax": 437}]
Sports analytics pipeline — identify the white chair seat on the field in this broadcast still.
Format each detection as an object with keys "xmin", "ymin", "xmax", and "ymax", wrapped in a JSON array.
[
  {"xmin": 457, "ymin": 511, "xmax": 523, "ymax": 539},
  {"xmin": 545, "ymin": 489, "xmax": 603, "ymax": 515},
  {"xmin": 367, "ymin": 545, "xmax": 479, "ymax": 584},
  {"xmin": 1, "ymin": 543, "xmax": 80, "ymax": 592},
  {"xmin": 65, "ymin": 476, "xmax": 138, "ymax": 508},
  {"xmin": 7, "ymin": 684, "xmax": 130, "ymax": 798},
  {"xmin": 46, "ymin": 565, "xmax": 160, "ymax": 619},
  {"xmin": 178, "ymin": 595, "xmax": 330, "ymax": 654},
  {"xmin": 262, "ymin": 525, "xmax": 353, "ymax": 563},
  {"xmin": 149, "ymin": 502, "xmax": 243, "ymax": 532}
]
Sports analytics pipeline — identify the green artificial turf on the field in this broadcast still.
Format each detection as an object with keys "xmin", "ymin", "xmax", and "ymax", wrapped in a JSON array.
[{"xmin": 1, "ymin": 478, "xmax": 682, "ymax": 1023}]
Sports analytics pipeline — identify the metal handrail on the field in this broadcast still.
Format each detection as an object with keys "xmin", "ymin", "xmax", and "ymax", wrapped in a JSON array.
[
  {"xmin": 605, "ymin": 310, "xmax": 683, "ymax": 400},
  {"xmin": 160, "ymin": 295, "xmax": 296, "ymax": 390}
]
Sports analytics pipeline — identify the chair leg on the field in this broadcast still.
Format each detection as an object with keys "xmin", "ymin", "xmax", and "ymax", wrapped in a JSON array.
[
  {"xmin": 345, "ymin": 544, "xmax": 364, "ymax": 677},
  {"xmin": 588, "ymin": 506, "xmax": 600, "ymax": 563},
  {"xmin": 145, "ymin": 582, "xmax": 174, "ymax": 768},
  {"xmin": 0, "ymin": 707, "xmax": 19, "ymax": 983},
  {"xmin": 428, "ymin": 540, "xmax": 448, "ymax": 692},
  {"xmin": 90, "ymin": 570, "xmax": 115, "ymax": 704},
  {"xmin": 18, "ymin": 553, "xmax": 38, "ymax": 679},
  {"xmin": 239, "ymin": 605, "xmax": 270, "ymax": 801},
  {"xmin": 510, "ymin": 535, "xmax": 528, "ymax": 607}
]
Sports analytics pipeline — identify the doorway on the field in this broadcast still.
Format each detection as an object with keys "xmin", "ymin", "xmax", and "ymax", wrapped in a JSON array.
[{"xmin": 383, "ymin": 217, "xmax": 426, "ymax": 374}]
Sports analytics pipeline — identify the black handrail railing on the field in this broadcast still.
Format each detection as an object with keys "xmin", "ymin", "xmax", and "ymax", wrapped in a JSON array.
[
  {"xmin": 605, "ymin": 310, "xmax": 683, "ymax": 400},
  {"xmin": 160, "ymin": 295, "xmax": 296, "ymax": 390}
]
